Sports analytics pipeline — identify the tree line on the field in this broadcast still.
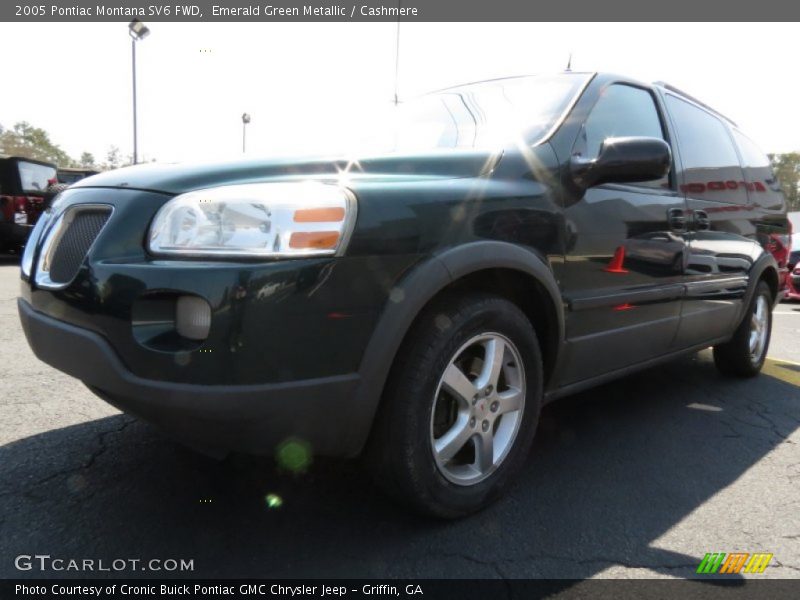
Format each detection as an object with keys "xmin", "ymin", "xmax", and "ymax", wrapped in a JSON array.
[
  {"xmin": 0, "ymin": 120, "xmax": 798, "ymax": 211},
  {"xmin": 0, "ymin": 121, "xmax": 137, "ymax": 171}
]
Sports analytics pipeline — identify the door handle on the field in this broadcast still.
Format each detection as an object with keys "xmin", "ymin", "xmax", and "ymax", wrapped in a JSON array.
[
  {"xmin": 667, "ymin": 208, "xmax": 686, "ymax": 232},
  {"xmin": 694, "ymin": 210, "xmax": 711, "ymax": 231}
]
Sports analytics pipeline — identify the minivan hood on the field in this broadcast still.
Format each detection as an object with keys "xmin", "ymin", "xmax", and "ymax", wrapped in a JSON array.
[{"xmin": 73, "ymin": 150, "xmax": 502, "ymax": 195}]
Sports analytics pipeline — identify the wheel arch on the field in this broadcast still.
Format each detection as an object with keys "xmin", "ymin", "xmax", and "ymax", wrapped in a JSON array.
[
  {"xmin": 759, "ymin": 263, "xmax": 779, "ymax": 304},
  {"xmin": 349, "ymin": 241, "xmax": 564, "ymax": 455},
  {"xmin": 735, "ymin": 252, "xmax": 780, "ymax": 327}
]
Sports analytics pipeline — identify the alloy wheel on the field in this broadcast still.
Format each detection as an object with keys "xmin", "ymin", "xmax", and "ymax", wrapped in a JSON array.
[
  {"xmin": 430, "ymin": 333, "xmax": 526, "ymax": 486},
  {"xmin": 749, "ymin": 294, "xmax": 769, "ymax": 362}
]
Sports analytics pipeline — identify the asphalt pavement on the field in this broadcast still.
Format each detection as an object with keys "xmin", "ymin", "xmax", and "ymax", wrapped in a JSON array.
[{"xmin": 1, "ymin": 257, "xmax": 798, "ymax": 580}]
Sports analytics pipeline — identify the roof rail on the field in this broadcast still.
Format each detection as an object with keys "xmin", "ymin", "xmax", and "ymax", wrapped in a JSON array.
[{"xmin": 653, "ymin": 81, "xmax": 737, "ymax": 127}]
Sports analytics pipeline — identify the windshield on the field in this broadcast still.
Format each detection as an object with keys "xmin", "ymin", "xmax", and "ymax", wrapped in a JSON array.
[
  {"xmin": 18, "ymin": 160, "xmax": 56, "ymax": 193},
  {"xmin": 356, "ymin": 74, "xmax": 591, "ymax": 154}
]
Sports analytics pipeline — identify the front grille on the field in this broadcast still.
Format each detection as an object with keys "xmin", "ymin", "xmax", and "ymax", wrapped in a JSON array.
[{"xmin": 47, "ymin": 208, "xmax": 111, "ymax": 284}]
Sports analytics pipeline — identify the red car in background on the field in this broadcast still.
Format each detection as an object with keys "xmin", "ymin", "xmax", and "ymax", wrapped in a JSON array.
[
  {"xmin": 782, "ymin": 212, "xmax": 800, "ymax": 300},
  {"xmin": 786, "ymin": 212, "xmax": 800, "ymax": 301},
  {"xmin": 0, "ymin": 155, "xmax": 57, "ymax": 254}
]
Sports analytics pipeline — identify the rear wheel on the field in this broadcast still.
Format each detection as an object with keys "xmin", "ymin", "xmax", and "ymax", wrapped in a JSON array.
[
  {"xmin": 366, "ymin": 293, "xmax": 542, "ymax": 518},
  {"xmin": 713, "ymin": 281, "xmax": 773, "ymax": 377}
]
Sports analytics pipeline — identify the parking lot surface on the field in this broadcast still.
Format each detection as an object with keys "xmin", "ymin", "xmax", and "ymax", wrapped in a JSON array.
[{"xmin": 1, "ymin": 257, "xmax": 799, "ymax": 579}]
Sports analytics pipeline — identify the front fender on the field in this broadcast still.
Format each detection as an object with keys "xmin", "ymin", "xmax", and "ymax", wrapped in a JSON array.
[
  {"xmin": 737, "ymin": 251, "xmax": 780, "ymax": 323},
  {"xmin": 348, "ymin": 241, "xmax": 564, "ymax": 455}
]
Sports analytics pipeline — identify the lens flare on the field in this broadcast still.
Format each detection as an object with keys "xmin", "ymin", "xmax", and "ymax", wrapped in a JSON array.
[
  {"xmin": 276, "ymin": 438, "xmax": 312, "ymax": 472},
  {"xmin": 265, "ymin": 494, "xmax": 283, "ymax": 509}
]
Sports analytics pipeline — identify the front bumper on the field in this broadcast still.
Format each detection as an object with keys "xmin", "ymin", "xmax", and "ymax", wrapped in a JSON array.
[{"xmin": 19, "ymin": 298, "xmax": 364, "ymax": 457}]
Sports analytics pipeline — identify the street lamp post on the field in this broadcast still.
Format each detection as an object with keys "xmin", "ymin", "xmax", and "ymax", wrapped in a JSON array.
[
  {"xmin": 242, "ymin": 113, "xmax": 251, "ymax": 153},
  {"xmin": 128, "ymin": 19, "xmax": 150, "ymax": 165}
]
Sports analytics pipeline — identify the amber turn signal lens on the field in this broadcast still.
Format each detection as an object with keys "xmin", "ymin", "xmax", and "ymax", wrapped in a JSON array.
[
  {"xmin": 293, "ymin": 207, "xmax": 346, "ymax": 223},
  {"xmin": 289, "ymin": 231, "xmax": 340, "ymax": 249}
]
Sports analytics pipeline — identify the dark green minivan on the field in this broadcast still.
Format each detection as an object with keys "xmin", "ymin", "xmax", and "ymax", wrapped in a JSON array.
[{"xmin": 18, "ymin": 73, "xmax": 790, "ymax": 516}]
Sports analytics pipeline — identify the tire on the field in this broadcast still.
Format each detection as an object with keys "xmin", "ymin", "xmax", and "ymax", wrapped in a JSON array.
[
  {"xmin": 713, "ymin": 280, "xmax": 773, "ymax": 377},
  {"xmin": 366, "ymin": 292, "xmax": 543, "ymax": 518}
]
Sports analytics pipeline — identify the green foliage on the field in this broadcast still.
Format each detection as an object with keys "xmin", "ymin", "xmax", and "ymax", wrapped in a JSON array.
[
  {"xmin": 769, "ymin": 153, "xmax": 800, "ymax": 211},
  {"xmin": 104, "ymin": 146, "xmax": 122, "ymax": 170},
  {"xmin": 100, "ymin": 146, "xmax": 136, "ymax": 171},
  {"xmin": 0, "ymin": 121, "xmax": 75, "ymax": 167},
  {"xmin": 79, "ymin": 152, "xmax": 96, "ymax": 168},
  {"xmin": 0, "ymin": 122, "xmax": 132, "ymax": 172}
]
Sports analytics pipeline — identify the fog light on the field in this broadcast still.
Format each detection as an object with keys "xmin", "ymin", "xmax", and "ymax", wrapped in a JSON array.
[{"xmin": 176, "ymin": 295, "xmax": 211, "ymax": 340}]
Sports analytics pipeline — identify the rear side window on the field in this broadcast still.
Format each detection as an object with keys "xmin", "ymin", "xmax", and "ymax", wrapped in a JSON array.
[
  {"xmin": 665, "ymin": 95, "xmax": 748, "ymax": 204},
  {"xmin": 732, "ymin": 130, "xmax": 769, "ymax": 169},
  {"xmin": 579, "ymin": 84, "xmax": 669, "ymax": 189},
  {"xmin": 731, "ymin": 129, "xmax": 785, "ymax": 208}
]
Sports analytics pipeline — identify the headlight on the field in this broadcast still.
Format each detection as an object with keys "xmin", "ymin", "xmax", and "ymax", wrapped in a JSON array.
[{"xmin": 148, "ymin": 182, "xmax": 356, "ymax": 258}]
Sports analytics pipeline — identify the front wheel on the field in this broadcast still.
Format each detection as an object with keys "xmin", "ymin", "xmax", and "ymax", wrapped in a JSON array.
[
  {"xmin": 366, "ymin": 293, "xmax": 542, "ymax": 518},
  {"xmin": 713, "ymin": 280, "xmax": 773, "ymax": 377}
]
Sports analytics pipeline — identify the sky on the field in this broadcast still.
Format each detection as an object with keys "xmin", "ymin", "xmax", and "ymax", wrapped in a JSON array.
[{"xmin": 1, "ymin": 22, "xmax": 798, "ymax": 164}]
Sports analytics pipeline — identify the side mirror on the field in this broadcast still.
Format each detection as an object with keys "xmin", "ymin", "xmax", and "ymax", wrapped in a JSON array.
[{"xmin": 570, "ymin": 136, "xmax": 671, "ymax": 188}]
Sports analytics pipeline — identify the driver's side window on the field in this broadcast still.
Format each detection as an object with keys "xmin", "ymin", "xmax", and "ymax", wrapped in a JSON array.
[{"xmin": 580, "ymin": 84, "xmax": 670, "ymax": 189}]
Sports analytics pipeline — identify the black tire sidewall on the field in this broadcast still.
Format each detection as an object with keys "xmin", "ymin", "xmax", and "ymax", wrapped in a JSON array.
[
  {"xmin": 748, "ymin": 283, "xmax": 772, "ymax": 371},
  {"xmin": 713, "ymin": 281, "xmax": 773, "ymax": 377},
  {"xmin": 388, "ymin": 295, "xmax": 542, "ymax": 517}
]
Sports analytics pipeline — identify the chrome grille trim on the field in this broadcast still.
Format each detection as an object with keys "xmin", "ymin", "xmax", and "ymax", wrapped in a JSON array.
[{"xmin": 34, "ymin": 204, "xmax": 113, "ymax": 290}]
